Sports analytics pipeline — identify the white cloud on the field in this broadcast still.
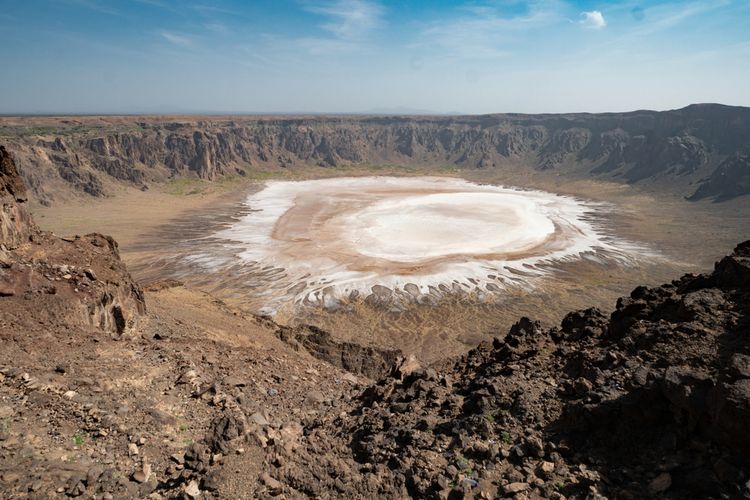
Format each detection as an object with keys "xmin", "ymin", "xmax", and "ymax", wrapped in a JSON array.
[
  {"xmin": 161, "ymin": 31, "xmax": 192, "ymax": 46},
  {"xmin": 261, "ymin": 0, "xmax": 384, "ymax": 56},
  {"xmin": 413, "ymin": 0, "xmax": 565, "ymax": 62},
  {"xmin": 580, "ymin": 10, "xmax": 606, "ymax": 29},
  {"xmin": 304, "ymin": 0, "xmax": 383, "ymax": 40}
]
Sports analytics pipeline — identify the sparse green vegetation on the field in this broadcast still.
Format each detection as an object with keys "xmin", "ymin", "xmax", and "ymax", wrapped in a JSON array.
[
  {"xmin": 500, "ymin": 430, "xmax": 512, "ymax": 444},
  {"xmin": 73, "ymin": 432, "xmax": 85, "ymax": 446},
  {"xmin": 163, "ymin": 177, "xmax": 208, "ymax": 196},
  {"xmin": 483, "ymin": 408, "xmax": 511, "ymax": 424},
  {"xmin": 453, "ymin": 452, "xmax": 475, "ymax": 476}
]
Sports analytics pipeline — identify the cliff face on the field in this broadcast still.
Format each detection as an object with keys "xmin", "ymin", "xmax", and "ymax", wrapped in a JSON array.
[
  {"xmin": 0, "ymin": 145, "xmax": 36, "ymax": 248},
  {"xmin": 689, "ymin": 152, "xmax": 750, "ymax": 201},
  {"xmin": 0, "ymin": 147, "xmax": 145, "ymax": 335},
  {"xmin": 2, "ymin": 103, "xmax": 749, "ymax": 203}
]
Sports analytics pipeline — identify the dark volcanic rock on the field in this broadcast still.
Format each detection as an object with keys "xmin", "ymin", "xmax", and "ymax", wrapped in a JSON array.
[
  {"xmin": 0, "ymin": 145, "xmax": 28, "ymax": 202},
  {"xmin": 206, "ymin": 412, "xmax": 246, "ymax": 454},
  {"xmin": 57, "ymin": 159, "xmax": 106, "ymax": 197},
  {"xmin": 276, "ymin": 324, "xmax": 401, "ymax": 379},
  {"xmin": 258, "ymin": 241, "xmax": 750, "ymax": 498}
]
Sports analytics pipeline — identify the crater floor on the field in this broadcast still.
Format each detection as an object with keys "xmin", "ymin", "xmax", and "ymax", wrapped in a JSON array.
[{"xmin": 210, "ymin": 177, "xmax": 644, "ymax": 312}]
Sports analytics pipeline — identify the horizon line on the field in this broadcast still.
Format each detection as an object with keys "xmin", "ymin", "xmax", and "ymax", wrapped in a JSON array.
[{"xmin": 0, "ymin": 103, "xmax": 745, "ymax": 120}]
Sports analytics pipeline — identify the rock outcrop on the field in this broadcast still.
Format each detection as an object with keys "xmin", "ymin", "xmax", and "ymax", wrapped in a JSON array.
[
  {"xmin": 0, "ymin": 146, "xmax": 145, "ymax": 335},
  {"xmin": 257, "ymin": 241, "xmax": 750, "ymax": 498},
  {"xmin": 275, "ymin": 324, "xmax": 401, "ymax": 379},
  {"xmin": 0, "ymin": 145, "xmax": 35, "ymax": 248},
  {"xmin": 689, "ymin": 151, "xmax": 750, "ymax": 201},
  {"xmin": 3, "ymin": 103, "xmax": 750, "ymax": 203}
]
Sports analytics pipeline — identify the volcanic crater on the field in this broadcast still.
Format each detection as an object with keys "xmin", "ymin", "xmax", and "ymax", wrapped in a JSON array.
[{"xmin": 193, "ymin": 176, "xmax": 647, "ymax": 314}]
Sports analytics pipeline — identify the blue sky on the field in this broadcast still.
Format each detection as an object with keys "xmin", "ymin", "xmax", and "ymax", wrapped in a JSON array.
[{"xmin": 0, "ymin": 0, "xmax": 748, "ymax": 114}]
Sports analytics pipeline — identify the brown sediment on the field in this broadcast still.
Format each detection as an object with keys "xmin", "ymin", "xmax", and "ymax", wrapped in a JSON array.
[{"xmin": 268, "ymin": 179, "xmax": 588, "ymax": 277}]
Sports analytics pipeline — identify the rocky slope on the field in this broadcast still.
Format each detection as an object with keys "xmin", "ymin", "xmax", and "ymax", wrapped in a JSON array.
[
  {"xmin": 1, "ymin": 143, "xmax": 750, "ymax": 499},
  {"xmin": 0, "ymin": 151, "xmax": 371, "ymax": 499},
  {"xmin": 257, "ymin": 241, "xmax": 750, "ymax": 498},
  {"xmin": 2, "ymin": 103, "xmax": 749, "ymax": 204},
  {"xmin": 688, "ymin": 152, "xmax": 750, "ymax": 201},
  {"xmin": 0, "ymin": 145, "xmax": 35, "ymax": 248}
]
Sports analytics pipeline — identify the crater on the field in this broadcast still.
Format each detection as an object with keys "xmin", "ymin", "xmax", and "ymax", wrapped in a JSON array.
[{"xmin": 209, "ymin": 176, "xmax": 647, "ymax": 312}]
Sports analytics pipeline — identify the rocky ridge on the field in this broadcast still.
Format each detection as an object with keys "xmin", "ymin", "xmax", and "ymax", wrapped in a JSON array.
[
  {"xmin": 2, "ymin": 103, "xmax": 750, "ymax": 204},
  {"xmin": 0, "ymin": 145, "xmax": 35, "ymax": 248},
  {"xmin": 255, "ymin": 242, "xmax": 750, "ymax": 498}
]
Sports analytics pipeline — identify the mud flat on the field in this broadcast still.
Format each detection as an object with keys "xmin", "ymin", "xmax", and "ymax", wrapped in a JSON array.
[{"xmin": 209, "ymin": 177, "xmax": 647, "ymax": 313}]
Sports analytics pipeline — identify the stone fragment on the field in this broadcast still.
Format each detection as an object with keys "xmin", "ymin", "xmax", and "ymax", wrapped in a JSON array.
[
  {"xmin": 132, "ymin": 462, "xmax": 151, "ymax": 483},
  {"xmin": 184, "ymin": 480, "xmax": 201, "ymax": 498},
  {"xmin": 538, "ymin": 461, "xmax": 555, "ymax": 476},
  {"xmin": 728, "ymin": 354, "xmax": 750, "ymax": 379},
  {"xmin": 248, "ymin": 412, "xmax": 270, "ymax": 426},
  {"xmin": 649, "ymin": 473, "xmax": 672, "ymax": 494},
  {"xmin": 504, "ymin": 482, "xmax": 530, "ymax": 494},
  {"xmin": 261, "ymin": 472, "xmax": 283, "ymax": 492}
]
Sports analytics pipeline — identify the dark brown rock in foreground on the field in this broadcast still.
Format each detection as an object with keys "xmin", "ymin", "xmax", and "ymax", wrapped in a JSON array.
[
  {"xmin": 259, "ymin": 240, "xmax": 750, "ymax": 499},
  {"xmin": 0, "ymin": 145, "xmax": 36, "ymax": 248}
]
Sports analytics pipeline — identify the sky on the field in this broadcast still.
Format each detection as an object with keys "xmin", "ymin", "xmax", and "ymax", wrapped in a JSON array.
[{"xmin": 0, "ymin": 0, "xmax": 748, "ymax": 115}]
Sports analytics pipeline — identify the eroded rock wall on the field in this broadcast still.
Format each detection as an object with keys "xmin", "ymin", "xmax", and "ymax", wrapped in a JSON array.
[
  {"xmin": 0, "ymin": 145, "xmax": 145, "ymax": 336},
  {"xmin": 0, "ymin": 145, "xmax": 35, "ymax": 248},
  {"xmin": 3, "ymin": 103, "xmax": 750, "ymax": 203}
]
